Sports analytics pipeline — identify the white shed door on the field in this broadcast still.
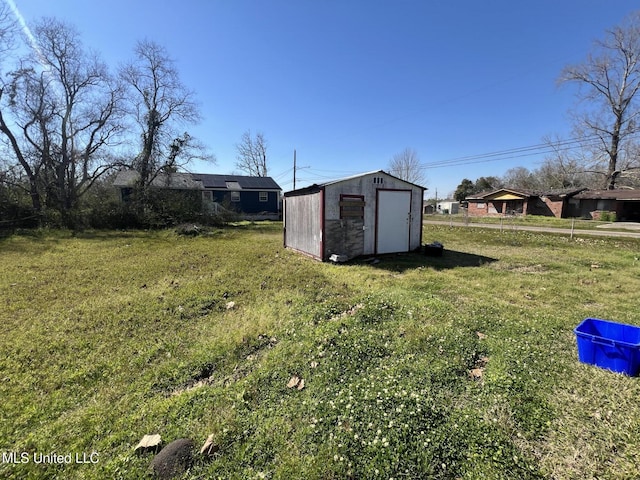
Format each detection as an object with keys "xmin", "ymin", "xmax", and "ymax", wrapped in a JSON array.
[{"xmin": 376, "ymin": 190, "xmax": 411, "ymax": 254}]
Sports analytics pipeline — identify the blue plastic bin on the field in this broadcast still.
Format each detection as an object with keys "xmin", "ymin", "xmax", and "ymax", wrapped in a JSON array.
[{"xmin": 574, "ymin": 318, "xmax": 640, "ymax": 376}]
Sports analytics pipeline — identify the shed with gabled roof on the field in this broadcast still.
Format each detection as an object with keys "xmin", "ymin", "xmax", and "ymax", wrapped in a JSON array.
[{"xmin": 283, "ymin": 170, "xmax": 425, "ymax": 261}]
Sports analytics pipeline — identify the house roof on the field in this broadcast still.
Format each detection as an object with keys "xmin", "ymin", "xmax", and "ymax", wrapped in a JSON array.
[
  {"xmin": 112, "ymin": 170, "xmax": 282, "ymax": 191},
  {"xmin": 466, "ymin": 188, "xmax": 533, "ymax": 200},
  {"xmin": 573, "ymin": 189, "xmax": 640, "ymax": 200},
  {"xmin": 112, "ymin": 170, "xmax": 202, "ymax": 189},
  {"xmin": 541, "ymin": 187, "xmax": 588, "ymax": 198},
  {"xmin": 467, "ymin": 187, "xmax": 586, "ymax": 201},
  {"xmin": 284, "ymin": 170, "xmax": 425, "ymax": 196},
  {"xmin": 192, "ymin": 174, "xmax": 281, "ymax": 190}
]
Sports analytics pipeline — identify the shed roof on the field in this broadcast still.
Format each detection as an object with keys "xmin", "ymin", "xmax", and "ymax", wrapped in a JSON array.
[{"xmin": 284, "ymin": 169, "xmax": 425, "ymax": 197}]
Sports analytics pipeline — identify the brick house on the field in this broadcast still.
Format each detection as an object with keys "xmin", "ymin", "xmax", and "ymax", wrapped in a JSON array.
[
  {"xmin": 466, "ymin": 188, "xmax": 586, "ymax": 218},
  {"xmin": 570, "ymin": 189, "xmax": 640, "ymax": 221}
]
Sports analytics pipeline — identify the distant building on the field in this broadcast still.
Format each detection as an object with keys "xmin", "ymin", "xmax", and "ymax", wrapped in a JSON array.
[
  {"xmin": 112, "ymin": 170, "xmax": 282, "ymax": 219},
  {"xmin": 570, "ymin": 189, "xmax": 640, "ymax": 221},
  {"xmin": 423, "ymin": 200, "xmax": 459, "ymax": 215},
  {"xmin": 464, "ymin": 187, "xmax": 640, "ymax": 221},
  {"xmin": 466, "ymin": 188, "xmax": 586, "ymax": 218}
]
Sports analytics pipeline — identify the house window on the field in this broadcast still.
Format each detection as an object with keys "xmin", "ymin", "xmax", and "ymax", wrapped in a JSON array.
[
  {"xmin": 231, "ymin": 191, "xmax": 240, "ymax": 202},
  {"xmin": 259, "ymin": 191, "xmax": 268, "ymax": 202},
  {"xmin": 121, "ymin": 187, "xmax": 133, "ymax": 202},
  {"xmin": 202, "ymin": 191, "xmax": 213, "ymax": 202},
  {"xmin": 597, "ymin": 199, "xmax": 614, "ymax": 211},
  {"xmin": 340, "ymin": 194, "xmax": 365, "ymax": 219}
]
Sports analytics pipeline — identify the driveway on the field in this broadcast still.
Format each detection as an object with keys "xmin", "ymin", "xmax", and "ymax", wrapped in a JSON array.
[
  {"xmin": 423, "ymin": 220, "xmax": 640, "ymax": 239},
  {"xmin": 596, "ymin": 222, "xmax": 640, "ymax": 231}
]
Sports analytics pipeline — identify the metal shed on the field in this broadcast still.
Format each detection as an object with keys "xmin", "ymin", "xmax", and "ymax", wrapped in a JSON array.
[{"xmin": 283, "ymin": 170, "xmax": 425, "ymax": 261}]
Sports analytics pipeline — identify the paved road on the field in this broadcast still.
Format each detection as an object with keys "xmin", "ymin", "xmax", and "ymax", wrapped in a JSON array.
[{"xmin": 423, "ymin": 220, "xmax": 640, "ymax": 239}]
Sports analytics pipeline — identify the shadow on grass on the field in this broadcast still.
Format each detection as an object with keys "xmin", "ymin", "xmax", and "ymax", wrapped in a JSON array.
[{"xmin": 351, "ymin": 249, "xmax": 498, "ymax": 272}]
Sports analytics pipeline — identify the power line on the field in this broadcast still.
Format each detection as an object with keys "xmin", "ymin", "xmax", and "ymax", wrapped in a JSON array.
[{"xmin": 418, "ymin": 134, "xmax": 610, "ymax": 170}]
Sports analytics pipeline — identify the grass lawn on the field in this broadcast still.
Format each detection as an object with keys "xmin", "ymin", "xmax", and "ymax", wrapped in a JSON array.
[
  {"xmin": 424, "ymin": 213, "xmax": 628, "ymax": 231},
  {"xmin": 1, "ymin": 223, "xmax": 640, "ymax": 479}
]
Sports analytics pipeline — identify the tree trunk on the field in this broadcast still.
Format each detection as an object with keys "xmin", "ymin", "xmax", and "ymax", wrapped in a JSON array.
[{"xmin": 0, "ymin": 106, "xmax": 43, "ymax": 216}]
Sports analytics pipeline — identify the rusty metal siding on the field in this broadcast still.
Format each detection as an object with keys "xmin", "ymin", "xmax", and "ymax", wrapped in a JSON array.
[
  {"xmin": 284, "ymin": 171, "xmax": 424, "ymax": 261},
  {"xmin": 324, "ymin": 177, "xmax": 376, "ymax": 257},
  {"xmin": 323, "ymin": 172, "xmax": 424, "ymax": 256},
  {"xmin": 324, "ymin": 218, "xmax": 365, "ymax": 260},
  {"xmin": 284, "ymin": 191, "xmax": 322, "ymax": 259}
]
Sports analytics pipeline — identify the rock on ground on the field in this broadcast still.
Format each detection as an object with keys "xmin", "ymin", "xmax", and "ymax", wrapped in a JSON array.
[{"xmin": 150, "ymin": 438, "xmax": 194, "ymax": 479}]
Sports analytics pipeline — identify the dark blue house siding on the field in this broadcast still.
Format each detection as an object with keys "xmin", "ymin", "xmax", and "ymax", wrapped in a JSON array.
[{"xmin": 211, "ymin": 190, "xmax": 279, "ymax": 214}]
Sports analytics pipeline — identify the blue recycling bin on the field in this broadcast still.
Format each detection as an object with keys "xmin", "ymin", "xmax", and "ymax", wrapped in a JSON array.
[{"xmin": 574, "ymin": 318, "xmax": 640, "ymax": 376}]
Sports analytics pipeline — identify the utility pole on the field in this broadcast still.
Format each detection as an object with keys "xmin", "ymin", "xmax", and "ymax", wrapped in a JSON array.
[
  {"xmin": 292, "ymin": 149, "xmax": 309, "ymax": 190},
  {"xmin": 434, "ymin": 188, "xmax": 438, "ymax": 214}
]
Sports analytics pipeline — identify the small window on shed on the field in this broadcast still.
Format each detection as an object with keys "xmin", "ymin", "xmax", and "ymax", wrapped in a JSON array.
[
  {"xmin": 259, "ymin": 191, "xmax": 268, "ymax": 202},
  {"xmin": 373, "ymin": 177, "xmax": 384, "ymax": 184},
  {"xmin": 340, "ymin": 194, "xmax": 365, "ymax": 219},
  {"xmin": 231, "ymin": 191, "xmax": 240, "ymax": 202}
]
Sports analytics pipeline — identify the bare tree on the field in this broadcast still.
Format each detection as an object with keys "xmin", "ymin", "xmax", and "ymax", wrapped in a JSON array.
[
  {"xmin": 120, "ymin": 40, "xmax": 206, "ymax": 204},
  {"xmin": 0, "ymin": 2, "xmax": 17, "ymax": 57},
  {"xmin": 235, "ymin": 130, "xmax": 268, "ymax": 176},
  {"xmin": 388, "ymin": 147, "xmax": 425, "ymax": 186},
  {"xmin": 1, "ymin": 18, "xmax": 124, "ymax": 224},
  {"xmin": 560, "ymin": 11, "xmax": 640, "ymax": 190},
  {"xmin": 540, "ymin": 134, "xmax": 602, "ymax": 189},
  {"xmin": 501, "ymin": 166, "xmax": 540, "ymax": 190},
  {"xmin": 0, "ymin": 3, "xmax": 29, "ymax": 204}
]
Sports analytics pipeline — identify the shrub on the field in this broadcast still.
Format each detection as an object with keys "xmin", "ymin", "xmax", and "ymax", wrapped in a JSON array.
[{"xmin": 599, "ymin": 211, "xmax": 617, "ymax": 222}]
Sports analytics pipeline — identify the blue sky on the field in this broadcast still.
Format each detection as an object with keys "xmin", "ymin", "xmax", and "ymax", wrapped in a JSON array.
[{"xmin": 7, "ymin": 1, "xmax": 639, "ymax": 196}]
